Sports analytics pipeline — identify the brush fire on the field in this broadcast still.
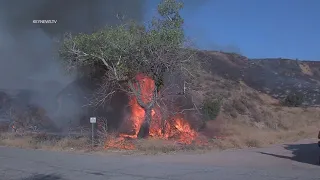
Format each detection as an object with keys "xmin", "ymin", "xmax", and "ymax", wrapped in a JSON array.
[
  {"xmin": 104, "ymin": 74, "xmax": 200, "ymax": 150},
  {"xmin": 0, "ymin": 76, "xmax": 203, "ymax": 151}
]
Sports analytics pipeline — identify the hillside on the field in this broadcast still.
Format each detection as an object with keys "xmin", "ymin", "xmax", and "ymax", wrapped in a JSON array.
[
  {"xmin": 197, "ymin": 51, "xmax": 320, "ymax": 106},
  {"xmin": 1, "ymin": 50, "xmax": 320, "ymax": 150},
  {"xmin": 184, "ymin": 51, "xmax": 320, "ymax": 147}
]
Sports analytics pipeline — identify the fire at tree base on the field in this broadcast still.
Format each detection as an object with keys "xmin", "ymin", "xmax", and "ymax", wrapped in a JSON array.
[{"xmin": 102, "ymin": 74, "xmax": 207, "ymax": 150}]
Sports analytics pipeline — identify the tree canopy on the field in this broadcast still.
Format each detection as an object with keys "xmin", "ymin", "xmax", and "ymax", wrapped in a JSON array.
[
  {"xmin": 58, "ymin": 0, "xmax": 196, "ymax": 138},
  {"xmin": 59, "ymin": 0, "xmax": 186, "ymax": 85}
]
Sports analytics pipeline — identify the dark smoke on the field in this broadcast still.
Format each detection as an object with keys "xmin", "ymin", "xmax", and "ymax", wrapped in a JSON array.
[
  {"xmin": 0, "ymin": 0, "xmax": 146, "ymax": 129},
  {"xmin": 0, "ymin": 0, "xmax": 208, "ymax": 130},
  {"xmin": 0, "ymin": 0, "xmax": 147, "ymax": 36}
]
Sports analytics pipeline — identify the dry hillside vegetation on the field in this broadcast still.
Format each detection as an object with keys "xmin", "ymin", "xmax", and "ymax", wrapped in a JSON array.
[
  {"xmin": 200, "ymin": 77, "xmax": 320, "ymax": 148},
  {"xmin": 191, "ymin": 51, "xmax": 320, "ymax": 149},
  {"xmin": 0, "ymin": 52, "xmax": 320, "ymax": 154},
  {"xmin": 197, "ymin": 51, "xmax": 320, "ymax": 105},
  {"xmin": 1, "ymin": 51, "xmax": 320, "ymax": 153}
]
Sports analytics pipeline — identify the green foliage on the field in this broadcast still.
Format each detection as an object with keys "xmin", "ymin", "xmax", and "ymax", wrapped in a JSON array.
[
  {"xmin": 152, "ymin": 0, "xmax": 184, "ymax": 45},
  {"xmin": 283, "ymin": 92, "xmax": 304, "ymax": 107},
  {"xmin": 202, "ymin": 99, "xmax": 222, "ymax": 121},
  {"xmin": 60, "ymin": 23, "xmax": 145, "ymax": 78},
  {"xmin": 59, "ymin": 0, "xmax": 187, "ymax": 89}
]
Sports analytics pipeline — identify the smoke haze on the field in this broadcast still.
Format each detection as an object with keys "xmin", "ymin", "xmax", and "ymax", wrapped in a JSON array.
[
  {"xmin": 0, "ymin": 0, "xmax": 207, "ymax": 129},
  {"xmin": 0, "ymin": 0, "xmax": 147, "ymax": 88},
  {"xmin": 0, "ymin": 0, "xmax": 147, "ymax": 127}
]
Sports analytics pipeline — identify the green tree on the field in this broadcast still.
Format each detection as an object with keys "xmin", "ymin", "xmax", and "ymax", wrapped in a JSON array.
[
  {"xmin": 59, "ymin": 0, "xmax": 194, "ymax": 138},
  {"xmin": 152, "ymin": 0, "xmax": 184, "ymax": 45}
]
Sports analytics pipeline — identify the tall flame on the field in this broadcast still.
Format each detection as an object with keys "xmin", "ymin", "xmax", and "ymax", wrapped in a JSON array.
[{"xmin": 106, "ymin": 74, "xmax": 197, "ymax": 149}]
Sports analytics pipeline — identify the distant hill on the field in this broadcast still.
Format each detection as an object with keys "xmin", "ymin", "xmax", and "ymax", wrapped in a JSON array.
[{"xmin": 197, "ymin": 51, "xmax": 320, "ymax": 106}]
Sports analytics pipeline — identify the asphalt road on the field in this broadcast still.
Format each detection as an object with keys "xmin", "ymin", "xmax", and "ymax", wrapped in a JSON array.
[{"xmin": 0, "ymin": 139, "xmax": 320, "ymax": 180}]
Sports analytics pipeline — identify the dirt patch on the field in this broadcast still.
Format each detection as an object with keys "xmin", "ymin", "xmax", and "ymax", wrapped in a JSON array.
[{"xmin": 299, "ymin": 63, "xmax": 313, "ymax": 76}]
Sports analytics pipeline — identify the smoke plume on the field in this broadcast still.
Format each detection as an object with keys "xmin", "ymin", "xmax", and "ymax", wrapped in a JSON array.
[
  {"xmin": 0, "ymin": 0, "xmax": 208, "ymax": 129},
  {"xmin": 0, "ymin": 0, "xmax": 147, "ymax": 128}
]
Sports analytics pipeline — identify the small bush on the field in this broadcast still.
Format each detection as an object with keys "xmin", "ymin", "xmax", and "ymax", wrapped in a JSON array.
[
  {"xmin": 283, "ymin": 92, "xmax": 304, "ymax": 107},
  {"xmin": 202, "ymin": 99, "xmax": 222, "ymax": 121}
]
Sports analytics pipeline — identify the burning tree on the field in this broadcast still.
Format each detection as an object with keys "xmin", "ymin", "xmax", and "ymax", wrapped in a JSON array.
[{"xmin": 59, "ymin": 0, "xmax": 198, "ymax": 139}]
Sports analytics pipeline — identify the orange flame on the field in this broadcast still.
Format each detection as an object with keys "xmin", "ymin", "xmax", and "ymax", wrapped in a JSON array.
[{"xmin": 105, "ymin": 74, "xmax": 197, "ymax": 149}]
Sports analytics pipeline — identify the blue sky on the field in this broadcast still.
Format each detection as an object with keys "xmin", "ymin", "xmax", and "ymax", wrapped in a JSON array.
[{"xmin": 146, "ymin": 0, "xmax": 319, "ymax": 60}]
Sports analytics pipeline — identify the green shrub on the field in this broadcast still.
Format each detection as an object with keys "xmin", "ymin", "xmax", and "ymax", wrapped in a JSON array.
[
  {"xmin": 202, "ymin": 99, "xmax": 222, "ymax": 121},
  {"xmin": 283, "ymin": 92, "xmax": 304, "ymax": 107}
]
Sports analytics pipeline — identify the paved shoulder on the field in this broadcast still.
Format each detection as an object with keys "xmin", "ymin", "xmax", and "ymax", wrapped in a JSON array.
[{"xmin": 0, "ymin": 139, "xmax": 319, "ymax": 180}]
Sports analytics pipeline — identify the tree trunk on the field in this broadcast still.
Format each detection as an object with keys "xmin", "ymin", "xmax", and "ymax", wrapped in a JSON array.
[
  {"xmin": 137, "ymin": 108, "xmax": 152, "ymax": 138},
  {"xmin": 128, "ymin": 80, "xmax": 157, "ymax": 139}
]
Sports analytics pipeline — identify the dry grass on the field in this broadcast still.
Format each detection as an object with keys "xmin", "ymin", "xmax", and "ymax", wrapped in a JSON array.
[
  {"xmin": 134, "ymin": 138, "xmax": 180, "ymax": 154},
  {"xmin": 214, "ymin": 124, "xmax": 320, "ymax": 149},
  {"xmin": 1, "ymin": 78, "xmax": 320, "ymax": 154},
  {"xmin": 0, "ymin": 133, "xmax": 36, "ymax": 149},
  {"xmin": 0, "ymin": 133, "xmax": 90, "ymax": 151},
  {"xmin": 0, "ymin": 132, "xmax": 200, "ymax": 155},
  {"xmin": 211, "ymin": 94, "xmax": 320, "ymax": 150},
  {"xmin": 192, "ymin": 71, "xmax": 320, "ymax": 150},
  {"xmin": 0, "ymin": 120, "xmax": 319, "ymax": 154},
  {"xmin": 1, "ymin": 99, "xmax": 319, "ymax": 155},
  {"xmin": 1, "ymin": 99, "xmax": 320, "ymax": 155},
  {"xmin": 101, "ymin": 135, "xmax": 209, "ymax": 155}
]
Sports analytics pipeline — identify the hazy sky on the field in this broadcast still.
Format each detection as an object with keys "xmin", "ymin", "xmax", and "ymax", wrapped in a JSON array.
[{"xmin": 148, "ymin": 0, "xmax": 319, "ymax": 60}]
